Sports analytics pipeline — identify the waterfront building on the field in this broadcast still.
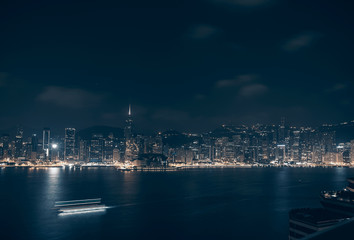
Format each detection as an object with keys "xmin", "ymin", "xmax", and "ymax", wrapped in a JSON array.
[
  {"xmin": 124, "ymin": 139, "xmax": 139, "ymax": 162},
  {"xmin": 89, "ymin": 134, "xmax": 104, "ymax": 162},
  {"xmin": 64, "ymin": 128, "xmax": 76, "ymax": 161},
  {"xmin": 43, "ymin": 128, "xmax": 50, "ymax": 160},
  {"xmin": 31, "ymin": 134, "xmax": 38, "ymax": 161},
  {"xmin": 113, "ymin": 148, "xmax": 120, "ymax": 162},
  {"xmin": 291, "ymin": 130, "xmax": 300, "ymax": 162},
  {"xmin": 79, "ymin": 139, "xmax": 89, "ymax": 162},
  {"xmin": 276, "ymin": 144, "xmax": 286, "ymax": 163},
  {"xmin": 124, "ymin": 104, "xmax": 133, "ymax": 140},
  {"xmin": 124, "ymin": 104, "xmax": 139, "ymax": 161},
  {"xmin": 322, "ymin": 152, "xmax": 343, "ymax": 165},
  {"xmin": 103, "ymin": 133, "xmax": 115, "ymax": 162},
  {"xmin": 14, "ymin": 126, "xmax": 24, "ymax": 159}
]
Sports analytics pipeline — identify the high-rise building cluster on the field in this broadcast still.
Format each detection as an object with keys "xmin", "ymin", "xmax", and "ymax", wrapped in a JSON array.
[{"xmin": 1, "ymin": 108, "xmax": 354, "ymax": 167}]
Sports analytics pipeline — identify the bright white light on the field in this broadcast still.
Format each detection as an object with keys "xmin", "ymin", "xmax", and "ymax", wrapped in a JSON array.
[
  {"xmin": 52, "ymin": 143, "xmax": 58, "ymax": 149},
  {"xmin": 60, "ymin": 206, "xmax": 109, "ymax": 213},
  {"xmin": 58, "ymin": 208, "xmax": 106, "ymax": 216}
]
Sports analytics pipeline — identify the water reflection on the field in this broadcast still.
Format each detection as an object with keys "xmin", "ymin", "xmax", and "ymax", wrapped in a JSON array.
[
  {"xmin": 332, "ymin": 167, "xmax": 347, "ymax": 185},
  {"xmin": 274, "ymin": 168, "xmax": 290, "ymax": 211},
  {"xmin": 47, "ymin": 167, "xmax": 61, "ymax": 200},
  {"xmin": 2, "ymin": 167, "xmax": 354, "ymax": 240}
]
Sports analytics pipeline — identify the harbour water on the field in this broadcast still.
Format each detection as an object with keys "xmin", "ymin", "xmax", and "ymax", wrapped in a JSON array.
[{"xmin": 0, "ymin": 167, "xmax": 353, "ymax": 240}]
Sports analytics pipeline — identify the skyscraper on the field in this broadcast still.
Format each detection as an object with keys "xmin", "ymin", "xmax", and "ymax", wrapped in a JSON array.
[
  {"xmin": 89, "ymin": 134, "xmax": 103, "ymax": 162},
  {"xmin": 124, "ymin": 104, "xmax": 139, "ymax": 161},
  {"xmin": 43, "ymin": 128, "xmax": 50, "ymax": 160},
  {"xmin": 278, "ymin": 117, "xmax": 285, "ymax": 144},
  {"xmin": 14, "ymin": 126, "xmax": 23, "ymax": 159},
  {"xmin": 124, "ymin": 104, "xmax": 133, "ymax": 140},
  {"xmin": 64, "ymin": 128, "xmax": 76, "ymax": 161},
  {"xmin": 1, "ymin": 134, "xmax": 10, "ymax": 159},
  {"xmin": 79, "ymin": 139, "xmax": 89, "ymax": 162},
  {"xmin": 31, "ymin": 133, "xmax": 38, "ymax": 161}
]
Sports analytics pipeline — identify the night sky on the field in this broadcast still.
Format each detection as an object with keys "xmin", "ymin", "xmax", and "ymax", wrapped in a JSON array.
[{"xmin": 1, "ymin": 0, "xmax": 353, "ymax": 133}]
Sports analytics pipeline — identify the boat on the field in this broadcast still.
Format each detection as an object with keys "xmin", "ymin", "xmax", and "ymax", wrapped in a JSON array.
[
  {"xmin": 320, "ymin": 178, "xmax": 354, "ymax": 217},
  {"xmin": 54, "ymin": 198, "xmax": 109, "ymax": 216}
]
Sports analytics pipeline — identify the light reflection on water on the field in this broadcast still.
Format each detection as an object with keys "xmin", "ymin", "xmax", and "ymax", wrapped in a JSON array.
[
  {"xmin": 1, "ymin": 167, "xmax": 354, "ymax": 240},
  {"xmin": 332, "ymin": 167, "xmax": 347, "ymax": 186},
  {"xmin": 47, "ymin": 167, "xmax": 61, "ymax": 200}
]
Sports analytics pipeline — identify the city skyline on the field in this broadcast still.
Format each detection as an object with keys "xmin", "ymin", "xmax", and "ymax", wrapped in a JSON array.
[{"xmin": 1, "ymin": 106, "xmax": 354, "ymax": 167}]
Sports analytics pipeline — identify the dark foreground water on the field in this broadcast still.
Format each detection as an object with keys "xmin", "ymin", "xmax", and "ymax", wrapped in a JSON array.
[{"xmin": 0, "ymin": 167, "xmax": 353, "ymax": 240}]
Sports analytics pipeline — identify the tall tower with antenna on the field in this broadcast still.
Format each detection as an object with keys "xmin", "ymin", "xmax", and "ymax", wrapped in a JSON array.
[
  {"xmin": 124, "ymin": 104, "xmax": 133, "ymax": 140},
  {"xmin": 124, "ymin": 104, "xmax": 138, "ymax": 162}
]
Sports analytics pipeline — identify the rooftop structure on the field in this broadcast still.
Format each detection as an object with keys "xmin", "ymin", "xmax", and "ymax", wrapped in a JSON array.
[{"xmin": 289, "ymin": 208, "xmax": 348, "ymax": 240}]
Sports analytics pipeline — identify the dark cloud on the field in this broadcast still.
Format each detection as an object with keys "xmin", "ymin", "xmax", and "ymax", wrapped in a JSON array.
[
  {"xmin": 188, "ymin": 24, "xmax": 220, "ymax": 40},
  {"xmin": 37, "ymin": 86, "xmax": 103, "ymax": 109},
  {"xmin": 216, "ymin": 74, "xmax": 259, "ymax": 88},
  {"xmin": 282, "ymin": 32, "xmax": 322, "ymax": 52},
  {"xmin": 215, "ymin": 74, "xmax": 268, "ymax": 99},
  {"xmin": 327, "ymin": 83, "xmax": 347, "ymax": 92},
  {"xmin": 152, "ymin": 109, "xmax": 191, "ymax": 122},
  {"xmin": 238, "ymin": 83, "xmax": 268, "ymax": 97},
  {"xmin": 194, "ymin": 94, "xmax": 206, "ymax": 100}
]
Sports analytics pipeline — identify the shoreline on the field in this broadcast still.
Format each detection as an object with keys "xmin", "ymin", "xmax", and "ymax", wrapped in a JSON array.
[{"xmin": 1, "ymin": 165, "xmax": 353, "ymax": 169}]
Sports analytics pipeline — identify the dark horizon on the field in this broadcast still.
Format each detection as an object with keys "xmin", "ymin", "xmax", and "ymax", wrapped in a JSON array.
[{"xmin": 1, "ymin": 0, "xmax": 353, "ymax": 133}]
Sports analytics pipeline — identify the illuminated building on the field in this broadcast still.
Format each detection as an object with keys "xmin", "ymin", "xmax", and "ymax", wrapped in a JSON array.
[
  {"xmin": 322, "ymin": 152, "xmax": 343, "ymax": 165},
  {"xmin": 276, "ymin": 144, "xmax": 286, "ymax": 163},
  {"xmin": 124, "ymin": 104, "xmax": 133, "ymax": 140},
  {"xmin": 291, "ymin": 130, "xmax": 300, "ymax": 162},
  {"xmin": 64, "ymin": 128, "xmax": 76, "ymax": 161},
  {"xmin": 124, "ymin": 140, "xmax": 139, "ymax": 162},
  {"xmin": 51, "ymin": 142, "xmax": 59, "ymax": 161},
  {"xmin": 104, "ymin": 133, "xmax": 114, "ymax": 162},
  {"xmin": 79, "ymin": 140, "xmax": 89, "ymax": 162},
  {"xmin": 43, "ymin": 128, "xmax": 50, "ymax": 160},
  {"xmin": 1, "ymin": 134, "xmax": 10, "ymax": 159},
  {"xmin": 89, "ymin": 134, "xmax": 103, "ymax": 162},
  {"xmin": 14, "ymin": 126, "xmax": 24, "ymax": 159},
  {"xmin": 124, "ymin": 104, "xmax": 139, "ymax": 161},
  {"xmin": 143, "ymin": 135, "xmax": 163, "ymax": 155},
  {"xmin": 278, "ymin": 117, "xmax": 285, "ymax": 144},
  {"xmin": 31, "ymin": 134, "xmax": 38, "ymax": 161},
  {"xmin": 113, "ymin": 148, "xmax": 120, "ymax": 162}
]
